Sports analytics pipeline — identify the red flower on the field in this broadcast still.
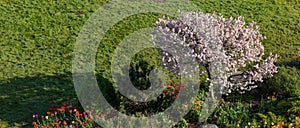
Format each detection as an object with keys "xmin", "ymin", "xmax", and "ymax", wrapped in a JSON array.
[
  {"xmin": 174, "ymin": 85, "xmax": 181, "ymax": 92},
  {"xmin": 173, "ymin": 96, "xmax": 177, "ymax": 99},
  {"xmin": 54, "ymin": 122, "xmax": 59, "ymax": 128}
]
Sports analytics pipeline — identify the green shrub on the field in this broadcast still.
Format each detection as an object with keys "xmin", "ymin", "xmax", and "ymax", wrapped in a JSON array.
[
  {"xmin": 255, "ymin": 66, "xmax": 300, "ymax": 99},
  {"xmin": 208, "ymin": 102, "xmax": 252, "ymax": 127},
  {"xmin": 271, "ymin": 90, "xmax": 300, "ymax": 120},
  {"xmin": 173, "ymin": 119, "xmax": 189, "ymax": 128}
]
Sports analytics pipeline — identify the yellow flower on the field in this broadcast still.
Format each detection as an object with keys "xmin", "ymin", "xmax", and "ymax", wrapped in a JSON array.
[
  {"xmin": 45, "ymin": 116, "xmax": 48, "ymax": 120},
  {"xmin": 221, "ymin": 98, "xmax": 224, "ymax": 103},
  {"xmin": 183, "ymin": 104, "xmax": 188, "ymax": 110},
  {"xmin": 192, "ymin": 106, "xmax": 200, "ymax": 110},
  {"xmin": 72, "ymin": 121, "xmax": 75, "ymax": 124}
]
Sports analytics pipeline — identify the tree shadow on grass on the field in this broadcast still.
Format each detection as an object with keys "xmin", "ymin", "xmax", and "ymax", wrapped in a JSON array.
[
  {"xmin": 0, "ymin": 72, "xmax": 119, "ymax": 128},
  {"xmin": 0, "ymin": 72, "xmax": 76, "ymax": 127},
  {"xmin": 275, "ymin": 60, "xmax": 300, "ymax": 70}
]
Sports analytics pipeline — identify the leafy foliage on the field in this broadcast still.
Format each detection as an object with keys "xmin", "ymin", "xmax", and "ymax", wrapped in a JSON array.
[
  {"xmin": 255, "ymin": 66, "xmax": 300, "ymax": 99},
  {"xmin": 208, "ymin": 102, "xmax": 252, "ymax": 127}
]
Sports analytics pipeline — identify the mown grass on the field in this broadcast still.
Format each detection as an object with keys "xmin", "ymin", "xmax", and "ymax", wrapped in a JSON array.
[{"xmin": 0, "ymin": 0, "xmax": 299, "ymax": 127}]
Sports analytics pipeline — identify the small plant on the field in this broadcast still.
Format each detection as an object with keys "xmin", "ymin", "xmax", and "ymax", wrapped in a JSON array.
[
  {"xmin": 32, "ymin": 102, "xmax": 94, "ymax": 128},
  {"xmin": 156, "ymin": 82, "xmax": 184, "ymax": 112},
  {"xmin": 173, "ymin": 119, "xmax": 189, "ymax": 128},
  {"xmin": 208, "ymin": 101, "xmax": 251, "ymax": 127},
  {"xmin": 157, "ymin": 82, "xmax": 201, "ymax": 110}
]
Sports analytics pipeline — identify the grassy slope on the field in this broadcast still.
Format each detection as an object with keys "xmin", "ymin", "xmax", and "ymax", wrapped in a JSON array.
[
  {"xmin": 191, "ymin": 0, "xmax": 300, "ymax": 61},
  {"xmin": 0, "ymin": 1, "xmax": 108, "ymax": 127},
  {"xmin": 0, "ymin": 0, "xmax": 299, "ymax": 127}
]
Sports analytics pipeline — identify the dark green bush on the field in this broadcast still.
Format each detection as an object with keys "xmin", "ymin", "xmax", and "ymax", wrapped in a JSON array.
[
  {"xmin": 255, "ymin": 66, "xmax": 300, "ymax": 99},
  {"xmin": 271, "ymin": 90, "xmax": 300, "ymax": 120}
]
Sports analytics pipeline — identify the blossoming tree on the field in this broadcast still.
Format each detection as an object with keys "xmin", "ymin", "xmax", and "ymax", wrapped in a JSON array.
[{"xmin": 152, "ymin": 11, "xmax": 278, "ymax": 94}]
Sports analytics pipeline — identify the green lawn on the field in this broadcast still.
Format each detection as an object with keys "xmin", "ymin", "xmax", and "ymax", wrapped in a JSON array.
[{"xmin": 0, "ymin": 0, "xmax": 299, "ymax": 127}]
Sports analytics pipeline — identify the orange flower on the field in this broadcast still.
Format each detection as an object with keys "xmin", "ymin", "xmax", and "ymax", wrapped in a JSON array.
[
  {"xmin": 55, "ymin": 122, "xmax": 59, "ymax": 127},
  {"xmin": 76, "ymin": 111, "xmax": 82, "ymax": 117},
  {"xmin": 194, "ymin": 101, "xmax": 200, "ymax": 105},
  {"xmin": 167, "ymin": 86, "xmax": 172, "ymax": 89},
  {"xmin": 221, "ymin": 98, "xmax": 225, "ymax": 103},
  {"xmin": 32, "ymin": 122, "xmax": 38, "ymax": 128},
  {"xmin": 46, "ymin": 111, "xmax": 51, "ymax": 115},
  {"xmin": 63, "ymin": 121, "xmax": 67, "ymax": 126},
  {"xmin": 279, "ymin": 122, "xmax": 284, "ymax": 127},
  {"xmin": 57, "ymin": 108, "xmax": 65, "ymax": 113},
  {"xmin": 51, "ymin": 113, "xmax": 54, "ymax": 117},
  {"xmin": 296, "ymin": 117, "xmax": 300, "ymax": 123},
  {"xmin": 288, "ymin": 123, "xmax": 293, "ymax": 128}
]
